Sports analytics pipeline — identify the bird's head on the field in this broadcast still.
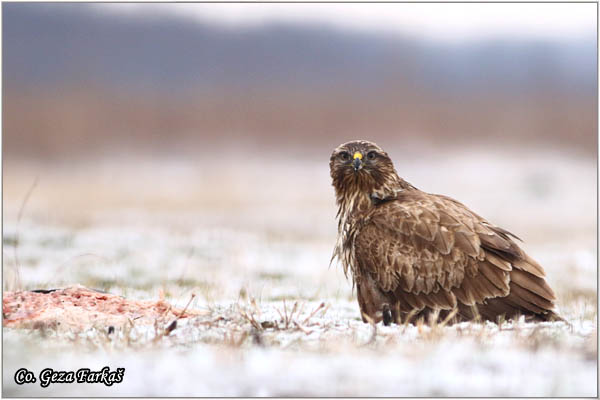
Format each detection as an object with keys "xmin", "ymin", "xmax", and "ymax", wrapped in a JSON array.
[{"xmin": 329, "ymin": 140, "xmax": 401, "ymax": 200}]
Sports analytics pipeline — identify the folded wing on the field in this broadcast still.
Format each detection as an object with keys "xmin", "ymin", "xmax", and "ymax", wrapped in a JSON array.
[{"xmin": 354, "ymin": 191, "xmax": 560, "ymax": 321}]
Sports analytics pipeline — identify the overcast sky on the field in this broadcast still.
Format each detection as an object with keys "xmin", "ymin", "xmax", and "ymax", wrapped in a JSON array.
[{"xmin": 98, "ymin": 3, "xmax": 596, "ymax": 42}]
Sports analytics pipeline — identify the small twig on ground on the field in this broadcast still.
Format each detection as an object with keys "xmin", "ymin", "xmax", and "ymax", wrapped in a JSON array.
[
  {"xmin": 283, "ymin": 299, "xmax": 289, "ymax": 329},
  {"xmin": 239, "ymin": 304, "xmax": 263, "ymax": 331},
  {"xmin": 275, "ymin": 307, "xmax": 285, "ymax": 325},
  {"xmin": 176, "ymin": 293, "xmax": 196, "ymax": 318},
  {"xmin": 150, "ymin": 293, "xmax": 196, "ymax": 342},
  {"xmin": 165, "ymin": 293, "xmax": 196, "ymax": 335},
  {"xmin": 293, "ymin": 320, "xmax": 312, "ymax": 335},
  {"xmin": 289, "ymin": 301, "xmax": 299, "ymax": 323},
  {"xmin": 302, "ymin": 302, "xmax": 326, "ymax": 325}
]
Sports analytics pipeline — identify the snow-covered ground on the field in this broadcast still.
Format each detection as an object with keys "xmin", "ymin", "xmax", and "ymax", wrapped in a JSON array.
[
  {"xmin": 3, "ymin": 146, "xmax": 597, "ymax": 396},
  {"xmin": 3, "ymin": 308, "xmax": 596, "ymax": 396}
]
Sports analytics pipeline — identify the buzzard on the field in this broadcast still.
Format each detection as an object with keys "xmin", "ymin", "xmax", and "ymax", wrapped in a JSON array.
[{"xmin": 330, "ymin": 140, "xmax": 561, "ymax": 325}]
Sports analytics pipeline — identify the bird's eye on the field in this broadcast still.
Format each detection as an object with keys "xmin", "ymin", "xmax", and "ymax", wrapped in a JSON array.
[
  {"xmin": 339, "ymin": 151, "xmax": 350, "ymax": 161},
  {"xmin": 367, "ymin": 151, "xmax": 376, "ymax": 160}
]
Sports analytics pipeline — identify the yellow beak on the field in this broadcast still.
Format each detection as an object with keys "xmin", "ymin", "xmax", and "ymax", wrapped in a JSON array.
[{"xmin": 352, "ymin": 152, "xmax": 363, "ymax": 171}]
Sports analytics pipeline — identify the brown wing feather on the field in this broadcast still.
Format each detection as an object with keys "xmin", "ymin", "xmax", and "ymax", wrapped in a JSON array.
[
  {"xmin": 354, "ymin": 190, "xmax": 560, "ymax": 322},
  {"xmin": 485, "ymin": 252, "xmax": 512, "ymax": 271},
  {"xmin": 479, "ymin": 260, "xmax": 511, "ymax": 292},
  {"xmin": 513, "ymin": 254, "xmax": 546, "ymax": 278},
  {"xmin": 510, "ymin": 269, "xmax": 556, "ymax": 300}
]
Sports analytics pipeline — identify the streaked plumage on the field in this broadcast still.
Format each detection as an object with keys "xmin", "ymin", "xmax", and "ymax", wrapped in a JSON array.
[{"xmin": 330, "ymin": 140, "xmax": 562, "ymax": 325}]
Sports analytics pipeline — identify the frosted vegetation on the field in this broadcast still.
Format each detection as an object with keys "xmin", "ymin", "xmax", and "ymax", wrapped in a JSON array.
[{"xmin": 3, "ymin": 146, "xmax": 597, "ymax": 396}]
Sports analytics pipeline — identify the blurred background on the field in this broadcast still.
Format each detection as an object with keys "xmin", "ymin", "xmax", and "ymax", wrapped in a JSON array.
[
  {"xmin": 3, "ymin": 3, "xmax": 597, "ymax": 159},
  {"xmin": 2, "ymin": 2, "xmax": 597, "ymax": 304}
]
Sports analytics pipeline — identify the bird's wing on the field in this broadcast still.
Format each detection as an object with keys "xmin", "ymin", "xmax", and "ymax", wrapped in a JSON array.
[{"xmin": 354, "ymin": 191, "xmax": 557, "ymax": 315}]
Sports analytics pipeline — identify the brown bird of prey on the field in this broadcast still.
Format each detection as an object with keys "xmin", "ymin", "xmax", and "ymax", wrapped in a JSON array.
[{"xmin": 330, "ymin": 140, "xmax": 561, "ymax": 325}]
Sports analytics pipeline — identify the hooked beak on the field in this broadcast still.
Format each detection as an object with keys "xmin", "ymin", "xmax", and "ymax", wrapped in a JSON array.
[{"xmin": 352, "ymin": 152, "xmax": 363, "ymax": 171}]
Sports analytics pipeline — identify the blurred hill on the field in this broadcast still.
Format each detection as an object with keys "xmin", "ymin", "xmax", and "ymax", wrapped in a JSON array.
[{"xmin": 3, "ymin": 3, "xmax": 597, "ymax": 159}]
